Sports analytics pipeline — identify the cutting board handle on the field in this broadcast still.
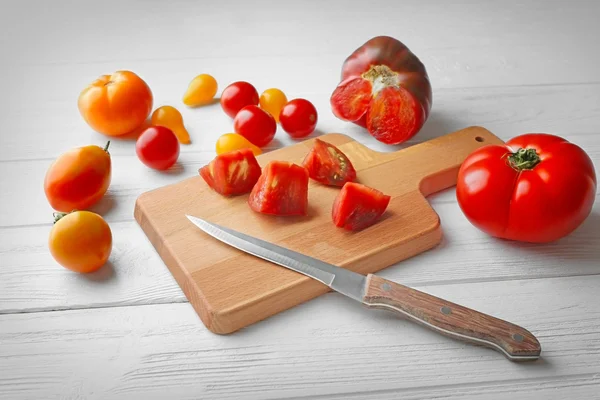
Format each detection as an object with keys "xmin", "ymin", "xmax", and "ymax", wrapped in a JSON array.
[{"xmin": 385, "ymin": 126, "xmax": 504, "ymax": 197}]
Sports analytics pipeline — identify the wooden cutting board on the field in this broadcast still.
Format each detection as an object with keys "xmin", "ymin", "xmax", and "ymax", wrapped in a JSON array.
[{"xmin": 134, "ymin": 126, "xmax": 503, "ymax": 334}]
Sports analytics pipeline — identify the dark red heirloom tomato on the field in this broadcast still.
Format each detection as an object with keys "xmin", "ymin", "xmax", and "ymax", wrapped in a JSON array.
[
  {"xmin": 456, "ymin": 133, "xmax": 596, "ymax": 243},
  {"xmin": 233, "ymin": 105, "xmax": 277, "ymax": 147},
  {"xmin": 332, "ymin": 182, "xmax": 391, "ymax": 231},
  {"xmin": 330, "ymin": 36, "xmax": 432, "ymax": 145},
  {"xmin": 221, "ymin": 81, "xmax": 259, "ymax": 118},
  {"xmin": 199, "ymin": 149, "xmax": 261, "ymax": 196},
  {"xmin": 302, "ymin": 138, "xmax": 356, "ymax": 186},
  {"xmin": 248, "ymin": 161, "xmax": 309, "ymax": 216}
]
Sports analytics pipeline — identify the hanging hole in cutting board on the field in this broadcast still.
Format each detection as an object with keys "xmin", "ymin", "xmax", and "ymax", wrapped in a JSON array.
[{"xmin": 475, "ymin": 136, "xmax": 485, "ymax": 142}]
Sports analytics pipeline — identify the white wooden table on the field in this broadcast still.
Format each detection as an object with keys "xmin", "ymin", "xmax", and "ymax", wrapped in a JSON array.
[{"xmin": 2, "ymin": 1, "xmax": 599, "ymax": 398}]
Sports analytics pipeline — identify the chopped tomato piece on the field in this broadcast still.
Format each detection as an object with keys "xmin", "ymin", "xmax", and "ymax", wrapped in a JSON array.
[
  {"xmin": 332, "ymin": 182, "xmax": 391, "ymax": 231},
  {"xmin": 302, "ymin": 138, "xmax": 357, "ymax": 186},
  {"xmin": 248, "ymin": 161, "xmax": 309, "ymax": 216},
  {"xmin": 199, "ymin": 149, "xmax": 261, "ymax": 196}
]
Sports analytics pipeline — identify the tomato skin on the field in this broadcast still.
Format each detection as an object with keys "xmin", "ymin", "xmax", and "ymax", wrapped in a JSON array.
[
  {"xmin": 259, "ymin": 88, "xmax": 288, "ymax": 122},
  {"xmin": 136, "ymin": 126, "xmax": 180, "ymax": 170},
  {"xmin": 44, "ymin": 143, "xmax": 111, "ymax": 212},
  {"xmin": 233, "ymin": 105, "xmax": 277, "ymax": 147},
  {"xmin": 216, "ymin": 133, "xmax": 262, "ymax": 156},
  {"xmin": 49, "ymin": 211, "xmax": 112, "ymax": 273},
  {"xmin": 248, "ymin": 161, "xmax": 309, "ymax": 216},
  {"xmin": 199, "ymin": 149, "xmax": 262, "ymax": 196},
  {"xmin": 456, "ymin": 133, "xmax": 597, "ymax": 243},
  {"xmin": 220, "ymin": 81, "xmax": 259, "ymax": 118},
  {"xmin": 332, "ymin": 182, "xmax": 391, "ymax": 231},
  {"xmin": 78, "ymin": 70, "xmax": 153, "ymax": 136},
  {"xmin": 302, "ymin": 138, "xmax": 356, "ymax": 186},
  {"xmin": 279, "ymin": 99, "xmax": 318, "ymax": 138}
]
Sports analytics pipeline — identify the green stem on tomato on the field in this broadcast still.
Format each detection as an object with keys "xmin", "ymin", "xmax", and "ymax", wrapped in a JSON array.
[
  {"xmin": 53, "ymin": 210, "xmax": 76, "ymax": 224},
  {"xmin": 507, "ymin": 148, "xmax": 541, "ymax": 171},
  {"xmin": 104, "ymin": 141, "xmax": 111, "ymax": 154}
]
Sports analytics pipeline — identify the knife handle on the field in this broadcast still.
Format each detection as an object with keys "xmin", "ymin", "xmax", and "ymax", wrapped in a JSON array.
[{"xmin": 363, "ymin": 274, "xmax": 541, "ymax": 361}]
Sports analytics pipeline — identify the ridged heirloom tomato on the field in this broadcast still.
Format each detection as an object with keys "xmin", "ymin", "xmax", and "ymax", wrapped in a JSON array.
[
  {"xmin": 330, "ymin": 36, "xmax": 432, "ymax": 145},
  {"xmin": 456, "ymin": 133, "xmax": 596, "ymax": 243},
  {"xmin": 78, "ymin": 71, "xmax": 153, "ymax": 136}
]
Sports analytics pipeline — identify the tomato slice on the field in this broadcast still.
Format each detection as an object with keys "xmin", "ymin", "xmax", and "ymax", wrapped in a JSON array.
[
  {"xmin": 248, "ymin": 161, "xmax": 309, "ymax": 216},
  {"xmin": 302, "ymin": 138, "xmax": 357, "ymax": 186},
  {"xmin": 199, "ymin": 149, "xmax": 261, "ymax": 196},
  {"xmin": 332, "ymin": 182, "xmax": 391, "ymax": 231}
]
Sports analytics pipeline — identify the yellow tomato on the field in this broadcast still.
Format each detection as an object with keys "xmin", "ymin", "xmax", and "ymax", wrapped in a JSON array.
[
  {"xmin": 216, "ymin": 133, "xmax": 262, "ymax": 156},
  {"xmin": 259, "ymin": 88, "xmax": 288, "ymax": 122},
  {"xmin": 151, "ymin": 106, "xmax": 191, "ymax": 144},
  {"xmin": 49, "ymin": 211, "xmax": 112, "ymax": 274},
  {"xmin": 183, "ymin": 74, "xmax": 218, "ymax": 107}
]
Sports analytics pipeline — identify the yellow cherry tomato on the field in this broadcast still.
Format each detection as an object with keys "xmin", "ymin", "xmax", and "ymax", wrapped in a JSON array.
[
  {"xmin": 259, "ymin": 88, "xmax": 288, "ymax": 122},
  {"xmin": 183, "ymin": 74, "xmax": 218, "ymax": 107},
  {"xmin": 49, "ymin": 211, "xmax": 112, "ymax": 274},
  {"xmin": 151, "ymin": 106, "xmax": 190, "ymax": 144},
  {"xmin": 216, "ymin": 133, "xmax": 262, "ymax": 156}
]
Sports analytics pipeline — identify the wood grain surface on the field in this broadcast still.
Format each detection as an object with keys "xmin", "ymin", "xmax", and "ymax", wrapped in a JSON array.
[
  {"xmin": 363, "ymin": 274, "xmax": 541, "ymax": 360},
  {"xmin": 134, "ymin": 127, "xmax": 502, "ymax": 333},
  {"xmin": 2, "ymin": 0, "xmax": 600, "ymax": 398}
]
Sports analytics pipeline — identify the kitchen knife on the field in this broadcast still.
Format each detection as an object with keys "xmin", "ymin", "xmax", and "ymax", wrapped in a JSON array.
[{"xmin": 186, "ymin": 215, "xmax": 541, "ymax": 361}]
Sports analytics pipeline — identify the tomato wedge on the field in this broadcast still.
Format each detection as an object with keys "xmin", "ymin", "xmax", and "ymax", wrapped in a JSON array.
[
  {"xmin": 199, "ymin": 149, "xmax": 261, "ymax": 196},
  {"xmin": 248, "ymin": 161, "xmax": 309, "ymax": 216},
  {"xmin": 302, "ymin": 138, "xmax": 357, "ymax": 186},
  {"xmin": 332, "ymin": 182, "xmax": 391, "ymax": 231}
]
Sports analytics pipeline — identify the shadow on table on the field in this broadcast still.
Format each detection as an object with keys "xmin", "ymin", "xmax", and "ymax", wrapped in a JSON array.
[{"xmin": 76, "ymin": 261, "xmax": 115, "ymax": 283}]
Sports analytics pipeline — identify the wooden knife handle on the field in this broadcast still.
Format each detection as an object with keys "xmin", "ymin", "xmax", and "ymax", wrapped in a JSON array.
[{"xmin": 363, "ymin": 275, "xmax": 541, "ymax": 361}]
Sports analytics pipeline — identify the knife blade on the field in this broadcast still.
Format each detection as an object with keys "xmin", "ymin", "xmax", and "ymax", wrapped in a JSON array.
[{"xmin": 186, "ymin": 214, "xmax": 541, "ymax": 362}]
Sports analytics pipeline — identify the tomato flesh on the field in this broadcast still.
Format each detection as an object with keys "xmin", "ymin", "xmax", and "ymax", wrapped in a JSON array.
[
  {"xmin": 332, "ymin": 182, "xmax": 391, "ymax": 231},
  {"xmin": 248, "ymin": 161, "xmax": 309, "ymax": 216},
  {"xmin": 199, "ymin": 149, "xmax": 261, "ymax": 196},
  {"xmin": 302, "ymin": 138, "xmax": 356, "ymax": 186},
  {"xmin": 456, "ymin": 133, "xmax": 596, "ymax": 243}
]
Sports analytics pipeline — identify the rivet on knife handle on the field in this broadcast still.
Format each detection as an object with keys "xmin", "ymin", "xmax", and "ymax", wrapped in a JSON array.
[{"xmin": 363, "ymin": 274, "xmax": 541, "ymax": 361}]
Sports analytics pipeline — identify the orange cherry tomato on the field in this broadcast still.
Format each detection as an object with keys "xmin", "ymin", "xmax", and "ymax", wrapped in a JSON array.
[
  {"xmin": 215, "ymin": 133, "xmax": 262, "ymax": 156},
  {"xmin": 49, "ymin": 211, "xmax": 112, "ymax": 273},
  {"xmin": 183, "ymin": 74, "xmax": 218, "ymax": 106},
  {"xmin": 151, "ymin": 106, "xmax": 191, "ymax": 144},
  {"xmin": 78, "ymin": 71, "xmax": 153, "ymax": 137},
  {"xmin": 44, "ymin": 142, "xmax": 111, "ymax": 212},
  {"xmin": 259, "ymin": 88, "xmax": 288, "ymax": 122}
]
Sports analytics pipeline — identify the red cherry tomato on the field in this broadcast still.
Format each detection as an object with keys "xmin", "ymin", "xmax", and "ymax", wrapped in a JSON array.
[
  {"xmin": 248, "ymin": 161, "xmax": 309, "ymax": 216},
  {"xmin": 332, "ymin": 182, "xmax": 391, "ymax": 231},
  {"xmin": 220, "ymin": 81, "xmax": 259, "ymax": 118},
  {"xmin": 456, "ymin": 133, "xmax": 596, "ymax": 243},
  {"xmin": 199, "ymin": 149, "xmax": 262, "ymax": 196},
  {"xmin": 136, "ymin": 126, "xmax": 180, "ymax": 170},
  {"xmin": 280, "ymin": 99, "xmax": 318, "ymax": 138},
  {"xmin": 233, "ymin": 105, "xmax": 277, "ymax": 147},
  {"xmin": 302, "ymin": 138, "xmax": 356, "ymax": 186}
]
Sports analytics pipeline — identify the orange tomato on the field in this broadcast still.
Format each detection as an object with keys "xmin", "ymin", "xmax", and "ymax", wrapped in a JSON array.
[
  {"xmin": 44, "ymin": 142, "xmax": 111, "ymax": 212},
  {"xmin": 215, "ymin": 133, "xmax": 262, "ymax": 156},
  {"xmin": 183, "ymin": 74, "xmax": 218, "ymax": 106},
  {"xmin": 259, "ymin": 88, "xmax": 288, "ymax": 122},
  {"xmin": 78, "ymin": 71, "xmax": 153, "ymax": 136},
  {"xmin": 49, "ymin": 211, "xmax": 112, "ymax": 273},
  {"xmin": 151, "ymin": 106, "xmax": 191, "ymax": 144}
]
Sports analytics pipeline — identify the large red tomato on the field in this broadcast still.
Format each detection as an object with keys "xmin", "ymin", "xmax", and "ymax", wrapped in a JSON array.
[
  {"xmin": 456, "ymin": 133, "xmax": 596, "ymax": 243},
  {"xmin": 330, "ymin": 36, "xmax": 432, "ymax": 145}
]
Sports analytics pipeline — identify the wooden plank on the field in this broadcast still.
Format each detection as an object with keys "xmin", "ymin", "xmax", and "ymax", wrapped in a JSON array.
[{"xmin": 1, "ymin": 275, "xmax": 599, "ymax": 399}]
